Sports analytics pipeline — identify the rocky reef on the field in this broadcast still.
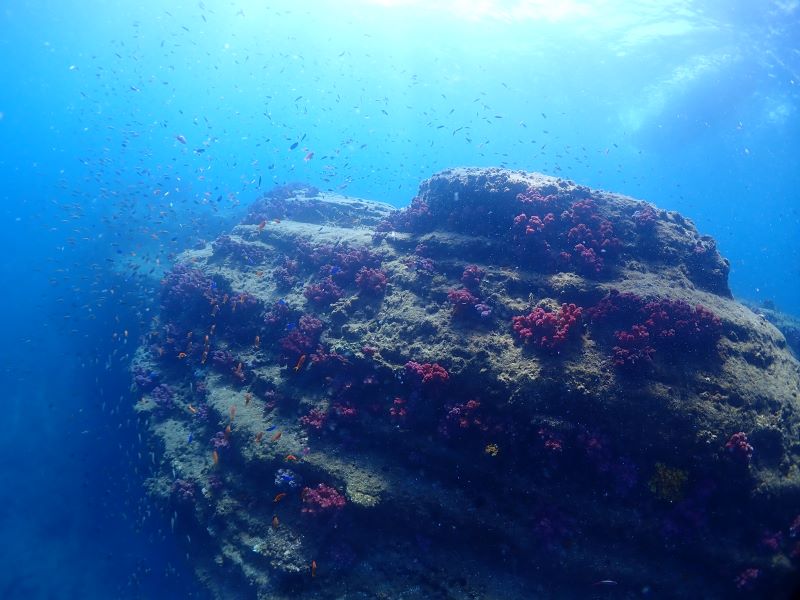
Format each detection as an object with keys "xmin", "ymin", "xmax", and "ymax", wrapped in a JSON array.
[{"xmin": 132, "ymin": 168, "xmax": 800, "ymax": 599}]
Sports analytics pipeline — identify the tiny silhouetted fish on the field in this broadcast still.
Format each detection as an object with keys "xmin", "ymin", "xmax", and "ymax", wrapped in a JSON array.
[{"xmin": 289, "ymin": 142, "xmax": 299, "ymax": 150}]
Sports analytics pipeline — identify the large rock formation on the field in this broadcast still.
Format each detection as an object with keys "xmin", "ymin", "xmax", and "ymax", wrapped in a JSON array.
[{"xmin": 132, "ymin": 169, "xmax": 800, "ymax": 599}]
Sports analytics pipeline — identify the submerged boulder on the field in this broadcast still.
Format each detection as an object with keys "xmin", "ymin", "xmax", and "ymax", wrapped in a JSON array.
[{"xmin": 133, "ymin": 168, "xmax": 800, "ymax": 599}]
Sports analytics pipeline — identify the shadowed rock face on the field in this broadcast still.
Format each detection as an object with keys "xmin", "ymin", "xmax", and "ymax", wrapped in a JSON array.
[{"xmin": 133, "ymin": 168, "xmax": 800, "ymax": 599}]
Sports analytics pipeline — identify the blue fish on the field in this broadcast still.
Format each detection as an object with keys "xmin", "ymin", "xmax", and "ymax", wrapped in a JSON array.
[
  {"xmin": 187, "ymin": 433, "xmax": 193, "ymax": 443},
  {"xmin": 286, "ymin": 322, "xmax": 296, "ymax": 331},
  {"xmin": 266, "ymin": 425, "xmax": 277, "ymax": 431},
  {"xmin": 330, "ymin": 266, "xmax": 341, "ymax": 275},
  {"xmin": 278, "ymin": 298, "xmax": 286, "ymax": 305}
]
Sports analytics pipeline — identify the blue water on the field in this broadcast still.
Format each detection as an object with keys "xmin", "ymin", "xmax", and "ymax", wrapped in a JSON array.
[{"xmin": 0, "ymin": 1, "xmax": 797, "ymax": 597}]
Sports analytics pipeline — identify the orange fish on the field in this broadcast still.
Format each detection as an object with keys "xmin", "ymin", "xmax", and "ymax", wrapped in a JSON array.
[
  {"xmin": 285, "ymin": 454, "xmax": 298, "ymax": 462},
  {"xmin": 255, "ymin": 431, "xmax": 264, "ymax": 444},
  {"xmin": 177, "ymin": 352, "xmax": 187, "ymax": 359},
  {"xmin": 274, "ymin": 492, "xmax": 287, "ymax": 503},
  {"xmin": 311, "ymin": 560, "xmax": 317, "ymax": 578},
  {"xmin": 230, "ymin": 405, "xmax": 237, "ymax": 421},
  {"xmin": 270, "ymin": 431, "xmax": 282, "ymax": 443},
  {"xmin": 272, "ymin": 515, "xmax": 280, "ymax": 529},
  {"xmin": 254, "ymin": 335, "xmax": 260, "ymax": 348},
  {"xmin": 258, "ymin": 220, "xmax": 266, "ymax": 232},
  {"xmin": 188, "ymin": 404, "xmax": 197, "ymax": 414},
  {"xmin": 304, "ymin": 151, "xmax": 314, "ymax": 162},
  {"xmin": 294, "ymin": 354, "xmax": 307, "ymax": 372},
  {"xmin": 224, "ymin": 424, "xmax": 232, "ymax": 440},
  {"xmin": 212, "ymin": 449, "xmax": 219, "ymax": 465}
]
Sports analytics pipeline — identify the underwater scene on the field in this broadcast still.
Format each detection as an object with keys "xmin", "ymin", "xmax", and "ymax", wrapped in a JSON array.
[{"xmin": 1, "ymin": 1, "xmax": 799, "ymax": 599}]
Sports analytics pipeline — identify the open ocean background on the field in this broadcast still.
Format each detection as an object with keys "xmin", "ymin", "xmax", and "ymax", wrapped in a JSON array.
[{"xmin": 0, "ymin": 1, "xmax": 797, "ymax": 598}]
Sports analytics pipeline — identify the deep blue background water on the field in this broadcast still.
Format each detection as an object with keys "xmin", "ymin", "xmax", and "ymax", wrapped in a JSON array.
[{"xmin": 1, "ymin": 1, "xmax": 797, "ymax": 597}]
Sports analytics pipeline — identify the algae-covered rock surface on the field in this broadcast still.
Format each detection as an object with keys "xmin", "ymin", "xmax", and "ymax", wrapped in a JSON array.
[{"xmin": 132, "ymin": 168, "xmax": 800, "ymax": 599}]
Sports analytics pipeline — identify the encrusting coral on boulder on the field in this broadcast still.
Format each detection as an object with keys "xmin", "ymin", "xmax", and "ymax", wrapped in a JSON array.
[{"xmin": 132, "ymin": 168, "xmax": 800, "ymax": 599}]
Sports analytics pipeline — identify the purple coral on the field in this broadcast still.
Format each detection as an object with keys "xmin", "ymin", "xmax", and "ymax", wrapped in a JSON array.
[
  {"xmin": 300, "ymin": 407, "xmax": 328, "ymax": 431},
  {"xmin": 150, "ymin": 384, "xmax": 175, "ymax": 409},
  {"xmin": 133, "ymin": 366, "xmax": 159, "ymax": 391},
  {"xmin": 461, "ymin": 264, "xmax": 486, "ymax": 290},
  {"xmin": 511, "ymin": 304, "xmax": 583, "ymax": 352},
  {"xmin": 279, "ymin": 314, "xmax": 324, "ymax": 360},
  {"xmin": 160, "ymin": 264, "xmax": 220, "ymax": 323},
  {"xmin": 405, "ymin": 361, "xmax": 450, "ymax": 386},
  {"xmin": 301, "ymin": 483, "xmax": 347, "ymax": 514},
  {"xmin": 171, "ymin": 479, "xmax": 195, "ymax": 503},
  {"xmin": 304, "ymin": 277, "xmax": 344, "ymax": 306},
  {"xmin": 640, "ymin": 299, "xmax": 722, "ymax": 352},
  {"xmin": 447, "ymin": 287, "xmax": 479, "ymax": 317},
  {"xmin": 725, "ymin": 432, "xmax": 754, "ymax": 464},
  {"xmin": 612, "ymin": 325, "xmax": 656, "ymax": 369},
  {"xmin": 210, "ymin": 431, "xmax": 230, "ymax": 451},
  {"xmin": 212, "ymin": 234, "xmax": 269, "ymax": 265},
  {"xmin": 355, "ymin": 267, "xmax": 388, "ymax": 296}
]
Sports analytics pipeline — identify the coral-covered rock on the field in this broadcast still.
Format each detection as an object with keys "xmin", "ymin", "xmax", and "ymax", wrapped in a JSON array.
[{"xmin": 131, "ymin": 168, "xmax": 800, "ymax": 600}]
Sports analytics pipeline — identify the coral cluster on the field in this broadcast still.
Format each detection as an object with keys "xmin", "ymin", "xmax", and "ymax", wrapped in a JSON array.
[{"xmin": 511, "ymin": 303, "xmax": 583, "ymax": 351}]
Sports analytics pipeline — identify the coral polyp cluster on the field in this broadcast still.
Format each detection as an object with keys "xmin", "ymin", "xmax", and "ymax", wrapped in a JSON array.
[{"xmin": 132, "ymin": 168, "xmax": 800, "ymax": 599}]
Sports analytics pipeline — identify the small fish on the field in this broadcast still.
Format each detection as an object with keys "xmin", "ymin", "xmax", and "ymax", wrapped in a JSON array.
[
  {"xmin": 188, "ymin": 404, "xmax": 197, "ymax": 414},
  {"xmin": 304, "ymin": 151, "xmax": 314, "ymax": 162},
  {"xmin": 266, "ymin": 424, "xmax": 277, "ymax": 432},
  {"xmin": 224, "ymin": 424, "xmax": 232, "ymax": 439},
  {"xmin": 230, "ymin": 405, "xmax": 237, "ymax": 421},
  {"xmin": 175, "ymin": 134, "xmax": 187, "ymax": 144},
  {"xmin": 270, "ymin": 431, "xmax": 282, "ymax": 442},
  {"xmin": 258, "ymin": 220, "xmax": 266, "ymax": 232},
  {"xmin": 255, "ymin": 432, "xmax": 264, "ymax": 444},
  {"xmin": 272, "ymin": 515, "xmax": 280, "ymax": 528},
  {"xmin": 274, "ymin": 492, "xmax": 287, "ymax": 503},
  {"xmin": 289, "ymin": 141, "xmax": 299, "ymax": 150},
  {"xmin": 212, "ymin": 449, "xmax": 219, "ymax": 465},
  {"xmin": 592, "ymin": 580, "xmax": 618, "ymax": 587},
  {"xmin": 187, "ymin": 433, "xmax": 193, "ymax": 443},
  {"xmin": 245, "ymin": 391, "xmax": 253, "ymax": 405},
  {"xmin": 311, "ymin": 560, "xmax": 317, "ymax": 578},
  {"xmin": 177, "ymin": 352, "xmax": 187, "ymax": 359},
  {"xmin": 294, "ymin": 354, "xmax": 307, "ymax": 372},
  {"xmin": 285, "ymin": 322, "xmax": 296, "ymax": 331},
  {"xmin": 285, "ymin": 454, "xmax": 298, "ymax": 462}
]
